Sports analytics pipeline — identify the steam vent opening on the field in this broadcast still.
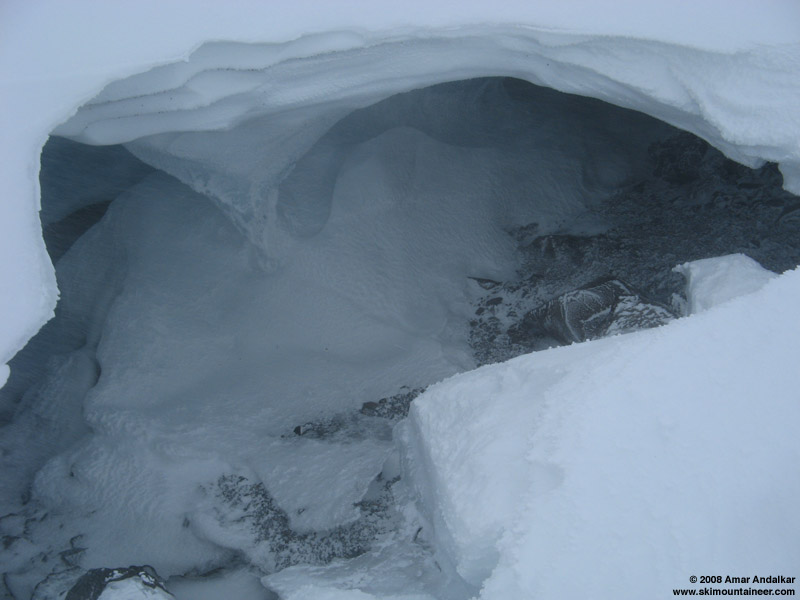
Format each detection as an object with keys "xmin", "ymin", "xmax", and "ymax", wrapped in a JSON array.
[{"xmin": 3, "ymin": 72, "xmax": 800, "ymax": 600}]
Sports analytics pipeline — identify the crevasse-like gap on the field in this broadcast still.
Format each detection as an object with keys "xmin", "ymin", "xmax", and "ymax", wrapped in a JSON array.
[{"xmin": 1, "ymin": 77, "xmax": 800, "ymax": 600}]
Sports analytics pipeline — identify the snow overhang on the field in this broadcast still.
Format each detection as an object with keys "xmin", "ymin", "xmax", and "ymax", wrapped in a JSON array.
[{"xmin": 2, "ymin": 0, "xmax": 800, "ymax": 375}]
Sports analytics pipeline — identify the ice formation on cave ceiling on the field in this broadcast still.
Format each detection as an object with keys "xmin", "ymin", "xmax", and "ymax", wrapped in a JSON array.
[{"xmin": 3, "ymin": 1, "xmax": 800, "ymax": 370}]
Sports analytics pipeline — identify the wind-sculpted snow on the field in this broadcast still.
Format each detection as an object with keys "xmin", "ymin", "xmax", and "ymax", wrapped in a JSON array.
[
  {"xmin": 42, "ymin": 28, "xmax": 800, "ymax": 260},
  {"xmin": 115, "ymin": 77, "xmax": 666, "ymax": 259},
  {"xmin": 2, "ymin": 1, "xmax": 800, "ymax": 393},
  {"xmin": 53, "ymin": 27, "xmax": 800, "ymax": 193},
  {"xmin": 3, "ymin": 4, "xmax": 800, "ymax": 597}
]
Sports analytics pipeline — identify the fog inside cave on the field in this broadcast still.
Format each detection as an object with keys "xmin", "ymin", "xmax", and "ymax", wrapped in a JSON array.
[{"xmin": 2, "ymin": 76, "xmax": 799, "ymax": 599}]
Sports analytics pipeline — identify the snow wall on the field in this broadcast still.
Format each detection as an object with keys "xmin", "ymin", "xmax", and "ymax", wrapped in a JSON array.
[
  {"xmin": 3, "ymin": 0, "xmax": 800, "ymax": 370},
  {"xmin": 2, "ymin": 2, "xmax": 800, "ymax": 599}
]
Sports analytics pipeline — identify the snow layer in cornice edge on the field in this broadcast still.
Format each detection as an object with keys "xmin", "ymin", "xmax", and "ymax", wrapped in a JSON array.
[
  {"xmin": 2, "ymin": 3, "xmax": 800, "ymax": 373},
  {"xmin": 54, "ymin": 26, "xmax": 800, "ymax": 196}
]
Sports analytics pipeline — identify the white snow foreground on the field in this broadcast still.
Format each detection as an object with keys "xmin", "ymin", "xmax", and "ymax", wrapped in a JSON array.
[
  {"xmin": 675, "ymin": 254, "xmax": 778, "ymax": 315},
  {"xmin": 2, "ymin": 1, "xmax": 800, "ymax": 368},
  {"xmin": 400, "ymin": 264, "xmax": 800, "ymax": 598}
]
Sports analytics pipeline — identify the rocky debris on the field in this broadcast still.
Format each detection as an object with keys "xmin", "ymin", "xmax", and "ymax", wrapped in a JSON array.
[
  {"xmin": 358, "ymin": 387, "xmax": 425, "ymax": 421},
  {"xmin": 649, "ymin": 131, "xmax": 709, "ymax": 185},
  {"xmin": 291, "ymin": 414, "xmax": 366, "ymax": 440},
  {"xmin": 469, "ymin": 131, "xmax": 800, "ymax": 365},
  {"xmin": 289, "ymin": 411, "xmax": 392, "ymax": 443},
  {"xmin": 64, "ymin": 566, "xmax": 172, "ymax": 600},
  {"xmin": 236, "ymin": 390, "xmax": 422, "ymax": 572},
  {"xmin": 290, "ymin": 387, "xmax": 426, "ymax": 441},
  {"xmin": 194, "ymin": 388, "xmax": 424, "ymax": 581},
  {"xmin": 509, "ymin": 278, "xmax": 675, "ymax": 347},
  {"xmin": 203, "ymin": 473, "xmax": 399, "ymax": 573}
]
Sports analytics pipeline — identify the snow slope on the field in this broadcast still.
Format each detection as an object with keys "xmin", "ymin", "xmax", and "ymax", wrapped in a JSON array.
[{"xmin": 401, "ymin": 258, "xmax": 800, "ymax": 597}]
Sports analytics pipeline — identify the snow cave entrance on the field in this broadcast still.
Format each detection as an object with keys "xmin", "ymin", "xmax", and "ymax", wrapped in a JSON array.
[{"xmin": 2, "ymin": 76, "xmax": 800, "ymax": 599}]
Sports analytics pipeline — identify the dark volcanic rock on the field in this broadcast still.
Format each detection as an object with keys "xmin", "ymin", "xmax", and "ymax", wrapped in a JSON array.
[
  {"xmin": 509, "ymin": 278, "xmax": 675, "ymax": 347},
  {"xmin": 469, "ymin": 129, "xmax": 800, "ymax": 366},
  {"xmin": 290, "ymin": 387, "xmax": 426, "ymax": 441},
  {"xmin": 649, "ymin": 131, "xmax": 708, "ymax": 185},
  {"xmin": 359, "ymin": 387, "xmax": 425, "ymax": 420},
  {"xmin": 65, "ymin": 565, "xmax": 171, "ymax": 600},
  {"xmin": 205, "ymin": 473, "xmax": 398, "ymax": 572}
]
